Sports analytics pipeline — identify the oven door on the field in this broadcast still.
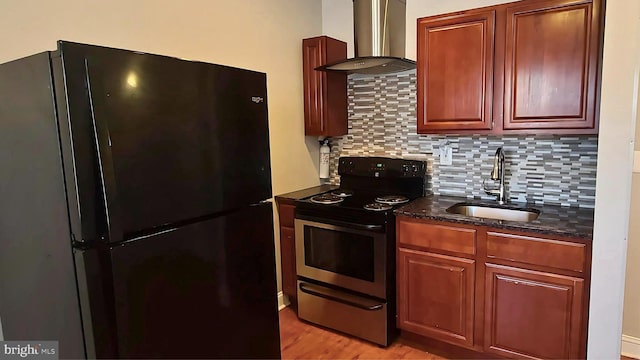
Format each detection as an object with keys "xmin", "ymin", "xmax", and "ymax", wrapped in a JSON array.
[{"xmin": 294, "ymin": 217, "xmax": 387, "ymax": 299}]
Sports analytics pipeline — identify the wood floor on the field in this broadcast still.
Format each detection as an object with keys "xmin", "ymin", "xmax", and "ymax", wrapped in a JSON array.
[
  {"xmin": 279, "ymin": 307, "xmax": 445, "ymax": 359},
  {"xmin": 280, "ymin": 307, "xmax": 637, "ymax": 359}
]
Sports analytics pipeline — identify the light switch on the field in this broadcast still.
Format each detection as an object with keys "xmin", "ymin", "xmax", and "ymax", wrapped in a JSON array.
[{"xmin": 634, "ymin": 151, "xmax": 640, "ymax": 173}]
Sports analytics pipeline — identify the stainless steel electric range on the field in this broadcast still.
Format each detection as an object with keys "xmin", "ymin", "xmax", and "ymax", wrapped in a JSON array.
[{"xmin": 294, "ymin": 156, "xmax": 426, "ymax": 346}]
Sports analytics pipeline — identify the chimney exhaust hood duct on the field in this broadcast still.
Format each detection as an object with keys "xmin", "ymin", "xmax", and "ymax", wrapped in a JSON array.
[{"xmin": 316, "ymin": 0, "xmax": 415, "ymax": 75}]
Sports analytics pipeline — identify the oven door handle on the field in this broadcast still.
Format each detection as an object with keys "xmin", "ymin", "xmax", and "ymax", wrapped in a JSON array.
[
  {"xmin": 296, "ymin": 215, "xmax": 384, "ymax": 232},
  {"xmin": 299, "ymin": 282, "xmax": 384, "ymax": 311},
  {"xmin": 331, "ymin": 220, "xmax": 383, "ymax": 232}
]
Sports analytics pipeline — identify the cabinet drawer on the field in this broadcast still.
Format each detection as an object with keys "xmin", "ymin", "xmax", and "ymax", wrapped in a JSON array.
[
  {"xmin": 486, "ymin": 232, "xmax": 586, "ymax": 273},
  {"xmin": 278, "ymin": 204, "xmax": 295, "ymax": 228},
  {"xmin": 398, "ymin": 219, "xmax": 476, "ymax": 256}
]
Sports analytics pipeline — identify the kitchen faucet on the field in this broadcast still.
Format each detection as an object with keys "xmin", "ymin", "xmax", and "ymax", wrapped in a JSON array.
[{"xmin": 483, "ymin": 147, "xmax": 506, "ymax": 204}]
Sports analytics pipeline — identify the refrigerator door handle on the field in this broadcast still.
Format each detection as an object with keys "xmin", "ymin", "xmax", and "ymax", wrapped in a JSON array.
[{"xmin": 84, "ymin": 59, "xmax": 123, "ymax": 244}]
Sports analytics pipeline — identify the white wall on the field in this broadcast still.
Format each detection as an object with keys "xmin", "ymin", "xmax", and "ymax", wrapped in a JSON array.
[
  {"xmin": 320, "ymin": 0, "xmax": 639, "ymax": 358},
  {"xmin": 0, "ymin": 0, "xmax": 325, "ymax": 336},
  {"xmin": 322, "ymin": 0, "xmax": 354, "ymax": 57},
  {"xmin": 622, "ymin": 76, "xmax": 640, "ymax": 356},
  {"xmin": 591, "ymin": 0, "xmax": 640, "ymax": 357},
  {"xmin": 624, "ymin": 173, "xmax": 640, "ymax": 355}
]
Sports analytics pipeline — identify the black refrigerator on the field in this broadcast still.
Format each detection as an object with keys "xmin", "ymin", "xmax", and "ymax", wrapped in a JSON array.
[{"xmin": 0, "ymin": 41, "xmax": 281, "ymax": 359}]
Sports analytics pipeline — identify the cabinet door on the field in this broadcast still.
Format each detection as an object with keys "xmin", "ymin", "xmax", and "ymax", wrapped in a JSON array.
[
  {"xmin": 280, "ymin": 226, "xmax": 297, "ymax": 302},
  {"xmin": 503, "ymin": 0, "xmax": 600, "ymax": 131},
  {"xmin": 484, "ymin": 263, "xmax": 584, "ymax": 359},
  {"xmin": 302, "ymin": 36, "xmax": 347, "ymax": 136},
  {"xmin": 416, "ymin": 10, "xmax": 495, "ymax": 133},
  {"xmin": 398, "ymin": 248, "xmax": 475, "ymax": 348}
]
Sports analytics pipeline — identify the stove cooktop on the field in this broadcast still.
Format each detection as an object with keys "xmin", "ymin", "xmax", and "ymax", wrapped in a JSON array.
[
  {"xmin": 302, "ymin": 190, "xmax": 413, "ymax": 212},
  {"xmin": 295, "ymin": 156, "xmax": 427, "ymax": 225},
  {"xmin": 295, "ymin": 189, "xmax": 419, "ymax": 226}
]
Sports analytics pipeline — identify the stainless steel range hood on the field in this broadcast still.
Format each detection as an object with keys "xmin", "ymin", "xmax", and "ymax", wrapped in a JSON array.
[{"xmin": 316, "ymin": 0, "xmax": 415, "ymax": 75}]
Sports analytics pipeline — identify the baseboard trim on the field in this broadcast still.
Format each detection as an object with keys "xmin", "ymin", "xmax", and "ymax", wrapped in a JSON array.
[
  {"xmin": 278, "ymin": 291, "xmax": 290, "ymax": 311},
  {"xmin": 622, "ymin": 334, "xmax": 640, "ymax": 359}
]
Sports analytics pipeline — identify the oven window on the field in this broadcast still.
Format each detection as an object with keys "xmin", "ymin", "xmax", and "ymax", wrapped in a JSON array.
[{"xmin": 304, "ymin": 226, "xmax": 374, "ymax": 282}]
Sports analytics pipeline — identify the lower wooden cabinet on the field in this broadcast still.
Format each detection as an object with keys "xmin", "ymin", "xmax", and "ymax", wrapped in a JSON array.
[
  {"xmin": 280, "ymin": 226, "xmax": 297, "ymax": 302},
  {"xmin": 396, "ymin": 216, "xmax": 590, "ymax": 359},
  {"xmin": 397, "ymin": 248, "xmax": 475, "ymax": 348},
  {"xmin": 484, "ymin": 264, "xmax": 584, "ymax": 359},
  {"xmin": 275, "ymin": 201, "xmax": 297, "ymax": 306}
]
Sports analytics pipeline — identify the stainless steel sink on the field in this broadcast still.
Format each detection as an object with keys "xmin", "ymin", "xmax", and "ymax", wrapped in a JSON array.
[{"xmin": 446, "ymin": 203, "xmax": 540, "ymax": 222}]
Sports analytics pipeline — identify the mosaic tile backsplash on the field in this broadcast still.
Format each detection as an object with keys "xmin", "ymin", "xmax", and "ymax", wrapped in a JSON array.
[{"xmin": 328, "ymin": 71, "xmax": 598, "ymax": 208}]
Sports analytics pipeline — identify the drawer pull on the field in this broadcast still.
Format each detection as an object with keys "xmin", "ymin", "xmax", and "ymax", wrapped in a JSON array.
[{"xmin": 299, "ymin": 282, "xmax": 383, "ymax": 311}]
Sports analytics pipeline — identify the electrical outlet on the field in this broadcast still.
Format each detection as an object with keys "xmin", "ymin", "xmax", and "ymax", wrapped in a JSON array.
[{"xmin": 440, "ymin": 145, "xmax": 453, "ymax": 166}]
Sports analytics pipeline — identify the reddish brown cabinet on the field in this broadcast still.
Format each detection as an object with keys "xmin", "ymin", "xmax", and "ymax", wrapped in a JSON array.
[
  {"xmin": 417, "ymin": 10, "xmax": 495, "ymax": 132},
  {"xmin": 279, "ymin": 226, "xmax": 297, "ymax": 302},
  {"xmin": 397, "ymin": 220, "xmax": 477, "ymax": 349},
  {"xmin": 416, "ymin": 0, "xmax": 603, "ymax": 135},
  {"xmin": 302, "ymin": 36, "xmax": 348, "ymax": 136},
  {"xmin": 503, "ymin": 0, "xmax": 600, "ymax": 131},
  {"xmin": 275, "ymin": 200, "xmax": 297, "ymax": 306},
  {"xmin": 484, "ymin": 264, "xmax": 585, "ymax": 359},
  {"xmin": 398, "ymin": 248, "xmax": 475, "ymax": 348},
  {"xmin": 396, "ymin": 216, "xmax": 591, "ymax": 359}
]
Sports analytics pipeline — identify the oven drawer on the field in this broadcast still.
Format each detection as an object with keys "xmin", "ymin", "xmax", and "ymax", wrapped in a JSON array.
[{"xmin": 297, "ymin": 281, "xmax": 390, "ymax": 346}]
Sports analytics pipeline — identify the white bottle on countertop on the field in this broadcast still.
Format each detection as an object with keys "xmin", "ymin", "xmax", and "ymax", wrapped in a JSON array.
[{"xmin": 319, "ymin": 139, "xmax": 330, "ymax": 179}]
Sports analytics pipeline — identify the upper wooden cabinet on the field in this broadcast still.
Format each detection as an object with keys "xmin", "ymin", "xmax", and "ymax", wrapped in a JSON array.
[
  {"xmin": 302, "ymin": 36, "xmax": 348, "ymax": 137},
  {"xmin": 417, "ymin": 10, "xmax": 495, "ymax": 132},
  {"xmin": 503, "ymin": 0, "xmax": 600, "ymax": 131},
  {"xmin": 416, "ymin": 0, "xmax": 603, "ymax": 135}
]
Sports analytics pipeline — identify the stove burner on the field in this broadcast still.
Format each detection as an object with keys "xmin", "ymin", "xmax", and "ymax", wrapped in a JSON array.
[
  {"xmin": 364, "ymin": 203, "xmax": 393, "ymax": 211},
  {"xmin": 375, "ymin": 195, "xmax": 410, "ymax": 205},
  {"xmin": 310, "ymin": 194, "xmax": 344, "ymax": 205},
  {"xmin": 331, "ymin": 189, "xmax": 354, "ymax": 198}
]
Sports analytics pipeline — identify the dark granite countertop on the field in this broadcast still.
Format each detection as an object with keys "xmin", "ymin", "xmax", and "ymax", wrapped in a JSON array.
[
  {"xmin": 394, "ymin": 195, "xmax": 595, "ymax": 241},
  {"xmin": 274, "ymin": 184, "xmax": 337, "ymax": 202}
]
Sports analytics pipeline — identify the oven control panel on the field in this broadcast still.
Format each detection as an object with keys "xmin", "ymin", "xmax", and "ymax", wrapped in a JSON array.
[{"xmin": 338, "ymin": 157, "xmax": 426, "ymax": 178}]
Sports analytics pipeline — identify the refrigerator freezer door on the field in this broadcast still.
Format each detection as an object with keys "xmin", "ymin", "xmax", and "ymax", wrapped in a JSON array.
[
  {"xmin": 106, "ymin": 202, "xmax": 280, "ymax": 358},
  {"xmin": 82, "ymin": 47, "xmax": 271, "ymax": 241}
]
